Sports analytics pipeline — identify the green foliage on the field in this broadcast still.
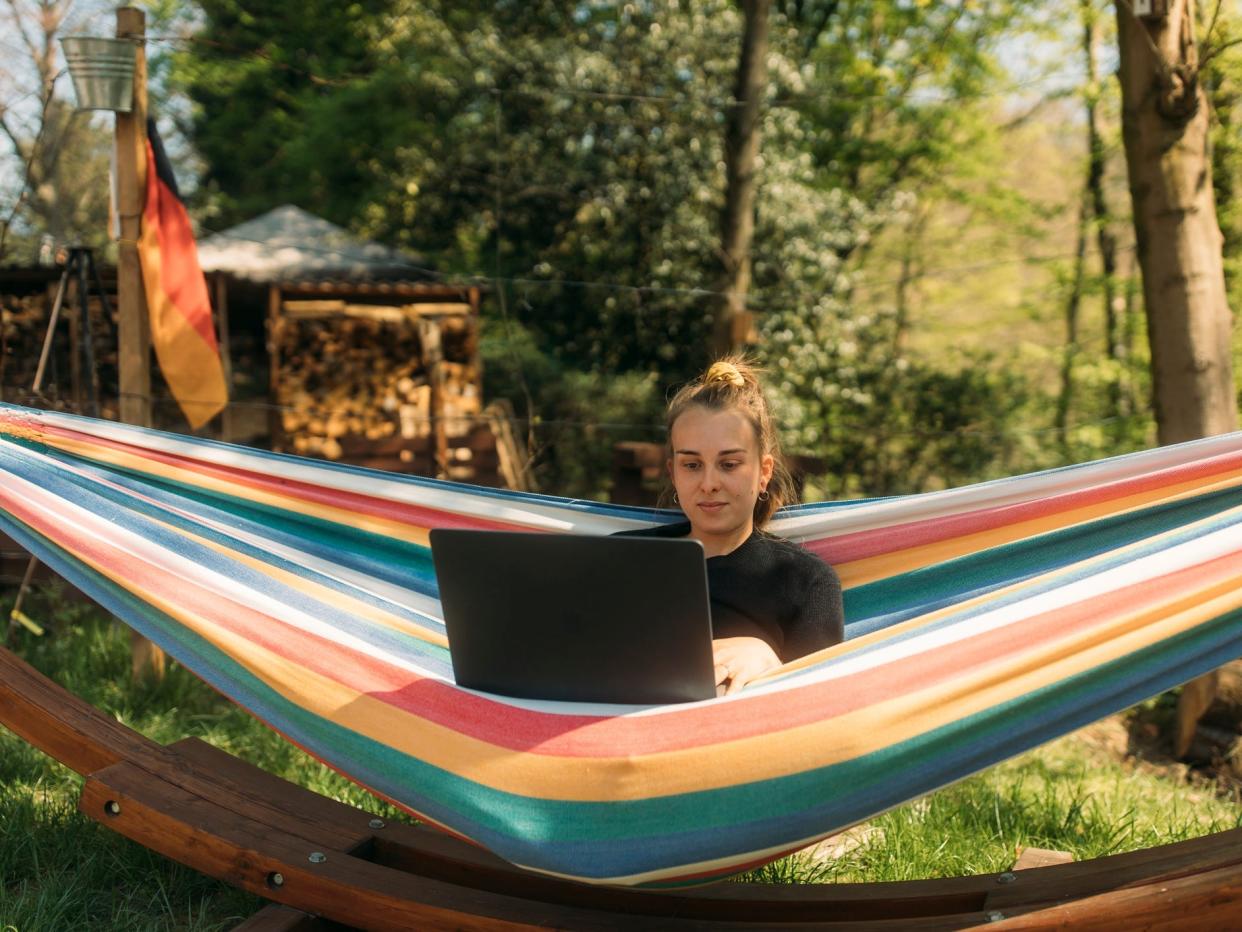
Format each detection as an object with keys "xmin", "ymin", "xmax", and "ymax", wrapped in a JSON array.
[
  {"xmin": 170, "ymin": 0, "xmax": 1184, "ymax": 499},
  {"xmin": 173, "ymin": 0, "xmax": 398, "ymax": 227}
]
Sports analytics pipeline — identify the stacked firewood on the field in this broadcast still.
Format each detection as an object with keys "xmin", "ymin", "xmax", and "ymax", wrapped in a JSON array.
[
  {"xmin": 274, "ymin": 311, "xmax": 480, "ymax": 462},
  {"xmin": 0, "ymin": 291, "xmax": 118, "ymax": 410},
  {"xmin": 0, "ymin": 296, "xmax": 48, "ymax": 389}
]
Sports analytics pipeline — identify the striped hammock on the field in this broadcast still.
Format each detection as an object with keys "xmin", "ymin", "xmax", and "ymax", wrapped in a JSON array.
[{"xmin": 1, "ymin": 403, "xmax": 1240, "ymax": 887}]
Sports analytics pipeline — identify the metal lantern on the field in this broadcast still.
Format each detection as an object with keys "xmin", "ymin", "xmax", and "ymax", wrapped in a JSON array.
[{"xmin": 60, "ymin": 36, "xmax": 136, "ymax": 112}]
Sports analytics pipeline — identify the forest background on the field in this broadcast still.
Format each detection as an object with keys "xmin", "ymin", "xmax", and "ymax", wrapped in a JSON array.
[{"xmin": 3, "ymin": 0, "xmax": 1242, "ymax": 503}]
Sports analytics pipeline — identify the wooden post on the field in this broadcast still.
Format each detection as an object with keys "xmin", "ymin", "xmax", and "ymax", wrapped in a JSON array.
[
  {"xmin": 115, "ymin": 6, "xmax": 164, "ymax": 682},
  {"xmin": 418, "ymin": 317, "xmax": 449, "ymax": 477},
  {"xmin": 267, "ymin": 283, "xmax": 283, "ymax": 451},
  {"xmin": 213, "ymin": 273, "xmax": 235, "ymax": 442}
]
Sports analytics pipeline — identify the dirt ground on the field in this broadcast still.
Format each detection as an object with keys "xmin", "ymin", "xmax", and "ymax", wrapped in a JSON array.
[{"xmin": 1075, "ymin": 705, "xmax": 1242, "ymax": 804}]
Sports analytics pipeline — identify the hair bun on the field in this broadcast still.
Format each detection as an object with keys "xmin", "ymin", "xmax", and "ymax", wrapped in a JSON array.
[{"xmin": 704, "ymin": 361, "xmax": 745, "ymax": 388}]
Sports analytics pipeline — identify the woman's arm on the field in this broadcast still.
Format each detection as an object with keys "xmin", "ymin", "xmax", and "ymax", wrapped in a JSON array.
[{"xmin": 783, "ymin": 561, "xmax": 844, "ymax": 662}]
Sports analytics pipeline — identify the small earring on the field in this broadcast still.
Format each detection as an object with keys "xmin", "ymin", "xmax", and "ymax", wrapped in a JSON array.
[
  {"xmin": 757, "ymin": 489, "xmax": 769, "ymax": 502},
  {"xmin": 673, "ymin": 491, "xmax": 680, "ymax": 504}
]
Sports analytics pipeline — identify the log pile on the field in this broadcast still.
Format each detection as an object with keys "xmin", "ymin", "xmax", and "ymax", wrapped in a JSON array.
[
  {"xmin": 272, "ymin": 301, "xmax": 490, "ymax": 481},
  {"xmin": 0, "ymin": 295, "xmax": 49, "ymax": 391},
  {"xmin": 1, "ymin": 287, "xmax": 118, "ymax": 415}
]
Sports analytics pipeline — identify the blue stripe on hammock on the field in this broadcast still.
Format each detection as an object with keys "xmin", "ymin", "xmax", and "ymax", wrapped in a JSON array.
[
  {"xmin": 36, "ymin": 446, "xmax": 446, "ymax": 611},
  {"xmin": 843, "ymin": 488, "xmax": 1242, "ymax": 638}
]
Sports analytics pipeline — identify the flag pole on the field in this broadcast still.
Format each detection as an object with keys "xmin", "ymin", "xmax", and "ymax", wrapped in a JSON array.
[{"xmin": 115, "ymin": 5, "xmax": 165, "ymax": 681}]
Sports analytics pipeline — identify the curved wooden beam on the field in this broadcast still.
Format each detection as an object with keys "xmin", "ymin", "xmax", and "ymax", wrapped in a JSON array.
[{"xmin": 3, "ymin": 645, "xmax": 1242, "ymax": 930}]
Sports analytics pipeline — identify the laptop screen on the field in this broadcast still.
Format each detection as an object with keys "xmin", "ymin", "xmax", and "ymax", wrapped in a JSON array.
[{"xmin": 430, "ymin": 530, "xmax": 717, "ymax": 704}]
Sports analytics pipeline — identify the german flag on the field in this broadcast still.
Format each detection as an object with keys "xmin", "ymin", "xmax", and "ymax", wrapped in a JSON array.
[{"xmin": 138, "ymin": 119, "xmax": 227, "ymax": 429}]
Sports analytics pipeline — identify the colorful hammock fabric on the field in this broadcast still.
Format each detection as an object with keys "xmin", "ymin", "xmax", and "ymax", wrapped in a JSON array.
[{"xmin": 1, "ymin": 402, "xmax": 1240, "ymax": 886}]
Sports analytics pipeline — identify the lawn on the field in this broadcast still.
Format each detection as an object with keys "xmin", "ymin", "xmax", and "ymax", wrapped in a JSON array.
[{"xmin": 2, "ymin": 586, "xmax": 1240, "ymax": 930}]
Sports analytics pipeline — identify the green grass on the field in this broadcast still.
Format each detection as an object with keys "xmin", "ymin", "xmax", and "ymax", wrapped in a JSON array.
[
  {"xmin": 741, "ymin": 729, "xmax": 1242, "ymax": 885},
  {"xmin": 0, "ymin": 586, "xmax": 410, "ymax": 931},
  {"xmin": 2, "ymin": 586, "xmax": 1241, "ymax": 927}
]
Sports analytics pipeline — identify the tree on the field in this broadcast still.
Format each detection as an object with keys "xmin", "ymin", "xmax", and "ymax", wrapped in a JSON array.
[
  {"xmin": 1115, "ymin": 0, "xmax": 1239, "ymax": 758},
  {"xmin": 711, "ymin": 0, "xmax": 770, "ymax": 357},
  {"xmin": 176, "ymin": 0, "xmax": 1055, "ymax": 498},
  {"xmin": 1115, "ymin": 0, "xmax": 1237, "ymax": 445},
  {"xmin": 0, "ymin": 0, "xmax": 112, "ymax": 262},
  {"xmin": 174, "ymin": 0, "xmax": 397, "ymax": 229}
]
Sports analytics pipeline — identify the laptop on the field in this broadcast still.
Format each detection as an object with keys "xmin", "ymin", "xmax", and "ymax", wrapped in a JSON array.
[{"xmin": 429, "ymin": 529, "xmax": 717, "ymax": 704}]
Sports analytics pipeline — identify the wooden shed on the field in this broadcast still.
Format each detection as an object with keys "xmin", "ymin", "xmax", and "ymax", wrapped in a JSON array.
[{"xmin": 198, "ymin": 206, "xmax": 524, "ymax": 488}]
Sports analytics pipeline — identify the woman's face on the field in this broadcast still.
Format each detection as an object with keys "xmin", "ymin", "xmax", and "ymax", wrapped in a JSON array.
[{"xmin": 668, "ymin": 405, "xmax": 774, "ymax": 555}]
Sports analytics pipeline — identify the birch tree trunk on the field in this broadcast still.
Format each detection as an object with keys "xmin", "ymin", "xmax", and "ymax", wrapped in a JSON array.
[
  {"xmin": 1115, "ymin": 0, "xmax": 1239, "ymax": 758},
  {"xmin": 711, "ymin": 0, "xmax": 770, "ymax": 358}
]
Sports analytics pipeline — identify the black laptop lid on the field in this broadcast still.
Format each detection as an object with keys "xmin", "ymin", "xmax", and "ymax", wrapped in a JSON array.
[{"xmin": 429, "ymin": 529, "xmax": 716, "ymax": 704}]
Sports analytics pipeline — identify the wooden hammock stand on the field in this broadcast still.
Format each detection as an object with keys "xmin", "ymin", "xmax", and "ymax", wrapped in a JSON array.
[{"xmin": 3, "ymin": 645, "xmax": 1242, "ymax": 931}]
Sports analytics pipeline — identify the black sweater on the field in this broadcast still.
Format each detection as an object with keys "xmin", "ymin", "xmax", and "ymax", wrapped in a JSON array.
[{"xmin": 617, "ymin": 520, "xmax": 844, "ymax": 662}]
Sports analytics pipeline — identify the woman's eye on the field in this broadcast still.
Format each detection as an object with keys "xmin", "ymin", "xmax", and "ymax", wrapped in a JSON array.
[{"xmin": 721, "ymin": 461, "xmax": 739, "ymax": 470}]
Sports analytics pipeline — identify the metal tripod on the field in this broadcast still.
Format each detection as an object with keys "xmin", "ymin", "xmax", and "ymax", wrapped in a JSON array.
[{"xmin": 32, "ymin": 245, "xmax": 115, "ymax": 415}]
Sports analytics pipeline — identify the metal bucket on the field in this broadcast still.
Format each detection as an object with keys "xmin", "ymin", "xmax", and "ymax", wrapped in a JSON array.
[{"xmin": 60, "ymin": 36, "xmax": 136, "ymax": 112}]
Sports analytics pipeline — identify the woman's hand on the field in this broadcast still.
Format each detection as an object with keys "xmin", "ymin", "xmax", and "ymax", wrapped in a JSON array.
[{"xmin": 712, "ymin": 637, "xmax": 781, "ymax": 696}]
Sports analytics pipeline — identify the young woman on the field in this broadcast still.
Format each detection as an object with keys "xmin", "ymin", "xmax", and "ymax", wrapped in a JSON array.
[{"xmin": 621, "ymin": 358, "xmax": 844, "ymax": 695}]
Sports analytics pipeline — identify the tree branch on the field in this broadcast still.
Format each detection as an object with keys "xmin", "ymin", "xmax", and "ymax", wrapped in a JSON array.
[
  {"xmin": 0, "ymin": 67, "xmax": 56, "ymax": 261},
  {"xmin": 3, "ymin": 0, "xmax": 41, "ymax": 71},
  {"xmin": 1200, "ymin": 35, "xmax": 1242, "ymax": 69}
]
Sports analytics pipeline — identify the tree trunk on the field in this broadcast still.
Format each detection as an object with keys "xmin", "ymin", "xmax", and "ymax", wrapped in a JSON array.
[
  {"xmin": 1057, "ymin": 192, "xmax": 1090, "ymax": 456},
  {"xmin": 711, "ymin": 0, "xmax": 770, "ymax": 358},
  {"xmin": 1080, "ymin": 2, "xmax": 1121, "ymax": 420},
  {"xmin": 1115, "ymin": 0, "xmax": 1237, "ymax": 445},
  {"xmin": 1115, "ymin": 0, "xmax": 1239, "ymax": 758}
]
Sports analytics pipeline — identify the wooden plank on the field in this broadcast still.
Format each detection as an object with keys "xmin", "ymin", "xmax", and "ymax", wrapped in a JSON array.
[
  {"xmin": 281, "ymin": 301, "xmax": 471, "ymax": 322},
  {"xmin": 984, "ymin": 828, "xmax": 1242, "ymax": 913},
  {"xmin": 988, "ymin": 859, "xmax": 1242, "ymax": 929},
  {"xmin": 282, "ymin": 300, "xmax": 347, "ymax": 317},
  {"xmin": 80, "ymin": 761, "xmax": 761, "ymax": 932},
  {"xmin": 165, "ymin": 738, "xmax": 994, "ymax": 926},
  {"xmin": 231, "ymin": 903, "xmax": 342, "ymax": 932},
  {"xmin": 0, "ymin": 646, "xmax": 161, "ymax": 775},
  {"xmin": 1012, "ymin": 846, "xmax": 1074, "ymax": 871},
  {"xmin": 280, "ymin": 281, "xmax": 476, "ymax": 300},
  {"xmin": 401, "ymin": 302, "xmax": 472, "ymax": 317}
]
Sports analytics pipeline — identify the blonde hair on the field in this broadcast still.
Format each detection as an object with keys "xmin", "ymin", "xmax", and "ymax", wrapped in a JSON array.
[{"xmin": 665, "ymin": 356, "xmax": 794, "ymax": 526}]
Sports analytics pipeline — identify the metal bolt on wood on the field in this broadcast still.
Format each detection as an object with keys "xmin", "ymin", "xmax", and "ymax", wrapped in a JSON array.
[
  {"xmin": 369, "ymin": 818, "xmax": 386, "ymax": 829},
  {"xmin": 267, "ymin": 872, "xmax": 284, "ymax": 888},
  {"xmin": 997, "ymin": 872, "xmax": 1016, "ymax": 884},
  {"xmin": 987, "ymin": 911, "xmax": 1006, "ymax": 922},
  {"xmin": 308, "ymin": 851, "xmax": 327, "ymax": 864},
  {"xmin": 104, "ymin": 800, "xmax": 121, "ymax": 816}
]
